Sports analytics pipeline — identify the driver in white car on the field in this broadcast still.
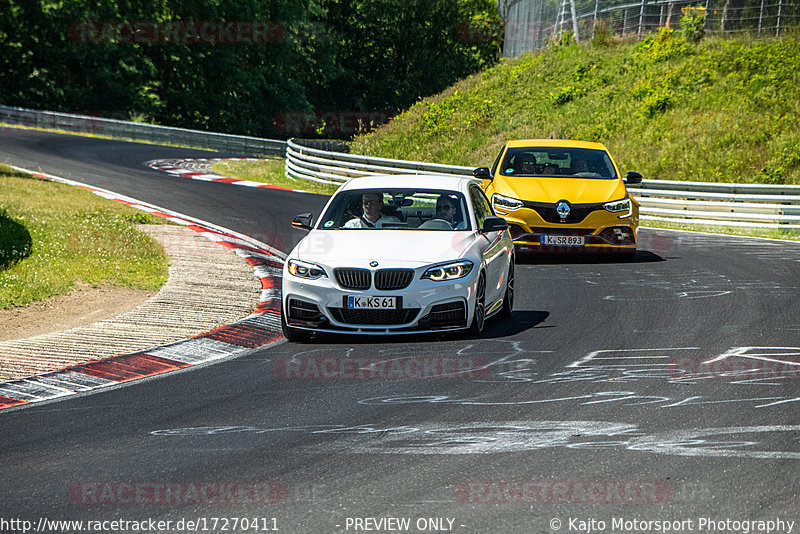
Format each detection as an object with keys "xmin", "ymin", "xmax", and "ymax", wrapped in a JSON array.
[{"xmin": 343, "ymin": 192, "xmax": 399, "ymax": 228}]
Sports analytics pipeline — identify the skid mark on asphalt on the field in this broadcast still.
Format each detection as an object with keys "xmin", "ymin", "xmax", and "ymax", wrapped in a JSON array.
[
  {"xmin": 601, "ymin": 270, "xmax": 797, "ymax": 300},
  {"xmin": 661, "ymin": 232, "xmax": 800, "ymax": 262},
  {"xmin": 356, "ymin": 391, "xmax": 800, "ymax": 409},
  {"xmin": 149, "ymin": 421, "xmax": 800, "ymax": 459},
  {"xmin": 476, "ymin": 345, "xmax": 800, "ymax": 385},
  {"xmin": 353, "ymin": 344, "xmax": 800, "ymax": 407}
]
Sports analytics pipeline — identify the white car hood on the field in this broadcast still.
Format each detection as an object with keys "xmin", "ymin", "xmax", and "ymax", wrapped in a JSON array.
[{"xmin": 293, "ymin": 230, "xmax": 477, "ymax": 268}]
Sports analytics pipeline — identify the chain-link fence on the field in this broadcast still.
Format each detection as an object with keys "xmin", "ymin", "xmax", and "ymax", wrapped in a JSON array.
[{"xmin": 499, "ymin": 0, "xmax": 799, "ymax": 56}]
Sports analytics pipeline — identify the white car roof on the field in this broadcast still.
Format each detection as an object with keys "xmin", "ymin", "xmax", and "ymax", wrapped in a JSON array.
[{"xmin": 338, "ymin": 174, "xmax": 478, "ymax": 193}]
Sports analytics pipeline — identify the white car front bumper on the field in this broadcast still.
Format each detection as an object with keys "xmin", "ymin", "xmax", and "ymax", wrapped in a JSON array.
[{"xmin": 282, "ymin": 265, "xmax": 479, "ymax": 334}]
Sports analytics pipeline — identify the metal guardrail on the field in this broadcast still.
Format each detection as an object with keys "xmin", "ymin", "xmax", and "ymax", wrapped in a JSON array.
[
  {"xmin": 285, "ymin": 138, "xmax": 472, "ymax": 184},
  {"xmin": 285, "ymin": 138, "xmax": 800, "ymax": 230},
  {"xmin": 0, "ymin": 105, "xmax": 287, "ymax": 157},
  {"xmin": 4, "ymin": 107, "xmax": 797, "ymax": 230}
]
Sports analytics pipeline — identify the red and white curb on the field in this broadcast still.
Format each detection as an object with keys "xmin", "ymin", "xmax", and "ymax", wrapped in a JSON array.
[
  {"xmin": 0, "ymin": 166, "xmax": 286, "ymax": 412},
  {"xmin": 147, "ymin": 158, "xmax": 310, "ymax": 193}
]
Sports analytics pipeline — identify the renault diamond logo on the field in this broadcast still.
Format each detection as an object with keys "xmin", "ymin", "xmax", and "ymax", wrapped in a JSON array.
[
  {"xmin": 556, "ymin": 201, "xmax": 571, "ymax": 221},
  {"xmin": 370, "ymin": 261, "xmax": 379, "ymax": 267}
]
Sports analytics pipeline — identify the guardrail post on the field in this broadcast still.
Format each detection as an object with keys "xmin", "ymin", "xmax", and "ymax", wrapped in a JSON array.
[{"xmin": 638, "ymin": 0, "xmax": 648, "ymax": 36}]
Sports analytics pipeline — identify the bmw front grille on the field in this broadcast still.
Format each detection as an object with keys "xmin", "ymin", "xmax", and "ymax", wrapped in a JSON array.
[{"xmin": 334, "ymin": 268, "xmax": 414, "ymax": 290}]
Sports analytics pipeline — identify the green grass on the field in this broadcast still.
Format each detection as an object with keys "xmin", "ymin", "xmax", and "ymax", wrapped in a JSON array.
[
  {"xmin": 351, "ymin": 31, "xmax": 800, "ymax": 185},
  {"xmin": 0, "ymin": 166, "xmax": 169, "ymax": 309},
  {"xmin": 213, "ymin": 159, "xmax": 341, "ymax": 196}
]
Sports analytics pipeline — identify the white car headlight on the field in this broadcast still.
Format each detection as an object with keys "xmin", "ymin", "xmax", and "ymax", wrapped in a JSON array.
[
  {"xmin": 287, "ymin": 259, "xmax": 327, "ymax": 279},
  {"xmin": 492, "ymin": 193, "xmax": 524, "ymax": 211},
  {"xmin": 604, "ymin": 198, "xmax": 632, "ymax": 217},
  {"xmin": 422, "ymin": 260, "xmax": 474, "ymax": 282}
]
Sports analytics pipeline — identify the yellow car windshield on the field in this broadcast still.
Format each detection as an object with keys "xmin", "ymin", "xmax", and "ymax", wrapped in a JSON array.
[{"xmin": 500, "ymin": 147, "xmax": 617, "ymax": 179}]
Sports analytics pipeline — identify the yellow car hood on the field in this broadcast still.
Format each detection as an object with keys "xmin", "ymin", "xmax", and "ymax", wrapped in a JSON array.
[{"xmin": 494, "ymin": 177, "xmax": 628, "ymax": 204}]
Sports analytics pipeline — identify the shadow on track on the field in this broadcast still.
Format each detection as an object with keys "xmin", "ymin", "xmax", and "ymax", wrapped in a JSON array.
[
  {"xmin": 299, "ymin": 310, "xmax": 550, "ymax": 345},
  {"xmin": 470, "ymin": 310, "xmax": 551, "ymax": 339}
]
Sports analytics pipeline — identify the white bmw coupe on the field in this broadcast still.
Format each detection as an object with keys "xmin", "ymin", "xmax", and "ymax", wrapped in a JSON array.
[{"xmin": 281, "ymin": 174, "xmax": 515, "ymax": 341}]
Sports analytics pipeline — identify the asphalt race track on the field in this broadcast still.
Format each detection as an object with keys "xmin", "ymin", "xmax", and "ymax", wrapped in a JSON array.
[{"xmin": 1, "ymin": 129, "xmax": 799, "ymax": 534}]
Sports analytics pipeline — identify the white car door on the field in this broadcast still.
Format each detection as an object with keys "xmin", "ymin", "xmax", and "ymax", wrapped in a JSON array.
[{"xmin": 469, "ymin": 185, "xmax": 509, "ymax": 306}]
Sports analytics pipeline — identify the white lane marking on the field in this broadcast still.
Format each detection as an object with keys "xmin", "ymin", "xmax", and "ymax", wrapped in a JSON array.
[
  {"xmin": 0, "ymin": 381, "xmax": 75, "ymax": 401},
  {"xmin": 146, "ymin": 338, "xmax": 241, "ymax": 365},
  {"xmin": 704, "ymin": 346, "xmax": 800, "ymax": 366},
  {"xmin": 567, "ymin": 348, "xmax": 700, "ymax": 369}
]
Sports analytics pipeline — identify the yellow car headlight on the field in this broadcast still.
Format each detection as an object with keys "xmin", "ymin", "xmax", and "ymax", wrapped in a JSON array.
[
  {"xmin": 603, "ymin": 198, "xmax": 632, "ymax": 218},
  {"xmin": 492, "ymin": 193, "xmax": 524, "ymax": 212}
]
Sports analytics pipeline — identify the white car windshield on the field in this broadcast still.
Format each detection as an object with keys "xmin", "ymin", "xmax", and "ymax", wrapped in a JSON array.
[{"xmin": 319, "ymin": 189, "xmax": 471, "ymax": 231}]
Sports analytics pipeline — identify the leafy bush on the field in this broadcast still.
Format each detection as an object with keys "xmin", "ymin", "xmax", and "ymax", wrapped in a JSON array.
[
  {"xmin": 679, "ymin": 7, "xmax": 706, "ymax": 43},
  {"xmin": 755, "ymin": 166, "xmax": 785, "ymax": 184},
  {"xmin": 550, "ymin": 86, "xmax": 579, "ymax": 106},
  {"xmin": 550, "ymin": 31, "xmax": 576, "ymax": 47},
  {"xmin": 640, "ymin": 91, "xmax": 675, "ymax": 117},
  {"xmin": 637, "ymin": 27, "xmax": 692, "ymax": 61},
  {"xmin": 592, "ymin": 20, "xmax": 614, "ymax": 47}
]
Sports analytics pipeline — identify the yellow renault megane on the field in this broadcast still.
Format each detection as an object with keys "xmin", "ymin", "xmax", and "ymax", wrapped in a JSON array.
[{"xmin": 473, "ymin": 139, "xmax": 642, "ymax": 256}]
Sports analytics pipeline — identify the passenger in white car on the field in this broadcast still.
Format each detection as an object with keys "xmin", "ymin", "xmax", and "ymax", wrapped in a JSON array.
[{"xmin": 343, "ymin": 192, "xmax": 400, "ymax": 228}]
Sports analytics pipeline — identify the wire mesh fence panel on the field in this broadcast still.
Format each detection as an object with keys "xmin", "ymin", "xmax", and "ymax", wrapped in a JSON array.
[{"xmin": 500, "ymin": 0, "xmax": 799, "ymax": 56}]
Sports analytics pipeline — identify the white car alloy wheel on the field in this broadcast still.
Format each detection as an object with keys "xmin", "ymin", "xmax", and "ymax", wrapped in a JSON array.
[
  {"xmin": 470, "ymin": 272, "xmax": 486, "ymax": 335},
  {"xmin": 501, "ymin": 260, "xmax": 514, "ymax": 317}
]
